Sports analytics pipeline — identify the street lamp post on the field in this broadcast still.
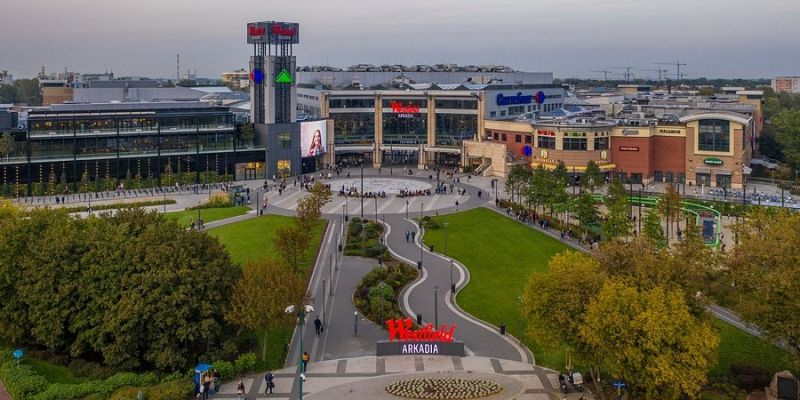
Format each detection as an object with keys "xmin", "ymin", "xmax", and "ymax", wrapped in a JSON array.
[
  {"xmin": 284, "ymin": 303, "xmax": 314, "ymax": 400},
  {"xmin": 322, "ymin": 279, "xmax": 326, "ymax": 327},
  {"xmin": 419, "ymin": 202, "xmax": 424, "ymax": 267},
  {"xmin": 374, "ymin": 196, "xmax": 378, "ymax": 223},
  {"xmin": 405, "ymin": 200, "xmax": 409, "ymax": 219},
  {"xmin": 449, "ymin": 260, "xmax": 455, "ymax": 293},
  {"xmin": 361, "ymin": 222, "xmax": 367, "ymax": 256},
  {"xmin": 638, "ymin": 188, "xmax": 642, "ymax": 233},
  {"xmin": 197, "ymin": 201, "xmax": 202, "ymax": 229},
  {"xmin": 360, "ymin": 162, "xmax": 364, "ymax": 219},
  {"xmin": 443, "ymin": 222, "xmax": 449, "ymax": 258},
  {"xmin": 329, "ymin": 254, "xmax": 334, "ymax": 295},
  {"xmin": 434, "ymin": 285, "xmax": 439, "ymax": 328}
]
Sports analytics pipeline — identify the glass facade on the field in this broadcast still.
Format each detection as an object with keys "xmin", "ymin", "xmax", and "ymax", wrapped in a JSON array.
[
  {"xmin": 563, "ymin": 138, "xmax": 587, "ymax": 151},
  {"xmin": 698, "ymin": 119, "xmax": 730, "ymax": 152},
  {"xmin": 333, "ymin": 112, "xmax": 375, "ymax": 145},
  {"xmin": 434, "ymin": 99, "xmax": 478, "ymax": 109},
  {"xmin": 383, "ymin": 113, "xmax": 426, "ymax": 145},
  {"xmin": 435, "ymin": 114, "xmax": 477, "ymax": 146},
  {"xmin": 593, "ymin": 137, "xmax": 609, "ymax": 150},
  {"xmin": 330, "ymin": 98, "xmax": 375, "ymax": 109},
  {"xmin": 537, "ymin": 136, "xmax": 556, "ymax": 149}
]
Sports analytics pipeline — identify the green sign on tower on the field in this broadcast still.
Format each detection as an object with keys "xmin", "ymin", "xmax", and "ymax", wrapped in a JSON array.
[{"xmin": 275, "ymin": 69, "xmax": 294, "ymax": 84}]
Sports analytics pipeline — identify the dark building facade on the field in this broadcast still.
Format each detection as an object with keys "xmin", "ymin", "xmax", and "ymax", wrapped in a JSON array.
[{"xmin": 1, "ymin": 102, "xmax": 265, "ymax": 196}]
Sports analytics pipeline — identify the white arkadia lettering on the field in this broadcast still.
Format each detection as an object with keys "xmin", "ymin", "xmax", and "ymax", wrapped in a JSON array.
[{"xmin": 401, "ymin": 343, "xmax": 440, "ymax": 354}]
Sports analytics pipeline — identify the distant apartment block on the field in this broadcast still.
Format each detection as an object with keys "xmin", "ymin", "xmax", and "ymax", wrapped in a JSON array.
[{"xmin": 771, "ymin": 77, "xmax": 800, "ymax": 94}]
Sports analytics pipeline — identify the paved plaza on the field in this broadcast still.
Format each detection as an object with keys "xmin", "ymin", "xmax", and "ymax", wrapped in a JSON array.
[{"xmin": 211, "ymin": 355, "xmax": 592, "ymax": 400}]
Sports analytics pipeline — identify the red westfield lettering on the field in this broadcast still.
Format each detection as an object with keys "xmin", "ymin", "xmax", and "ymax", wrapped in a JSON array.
[
  {"xmin": 389, "ymin": 101, "xmax": 420, "ymax": 115},
  {"xmin": 271, "ymin": 25, "xmax": 297, "ymax": 37},
  {"xmin": 385, "ymin": 318, "xmax": 456, "ymax": 342},
  {"xmin": 248, "ymin": 25, "xmax": 265, "ymax": 36}
]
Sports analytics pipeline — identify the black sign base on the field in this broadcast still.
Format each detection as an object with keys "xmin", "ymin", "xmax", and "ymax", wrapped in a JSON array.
[{"xmin": 376, "ymin": 341, "xmax": 465, "ymax": 357}]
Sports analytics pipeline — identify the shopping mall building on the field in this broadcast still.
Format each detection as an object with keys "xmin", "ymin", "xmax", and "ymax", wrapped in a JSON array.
[
  {"xmin": 482, "ymin": 111, "xmax": 754, "ymax": 189},
  {"xmin": 298, "ymin": 84, "xmax": 564, "ymax": 169}
]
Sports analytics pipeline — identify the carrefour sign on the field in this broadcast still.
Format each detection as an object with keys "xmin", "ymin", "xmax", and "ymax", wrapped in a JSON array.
[{"xmin": 496, "ymin": 91, "xmax": 546, "ymax": 106}]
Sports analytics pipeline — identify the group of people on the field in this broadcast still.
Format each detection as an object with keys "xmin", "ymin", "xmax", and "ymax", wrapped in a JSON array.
[
  {"xmin": 337, "ymin": 185, "xmax": 387, "ymax": 198},
  {"xmin": 397, "ymin": 189, "xmax": 432, "ymax": 198},
  {"xmin": 197, "ymin": 369, "xmax": 221, "ymax": 399}
]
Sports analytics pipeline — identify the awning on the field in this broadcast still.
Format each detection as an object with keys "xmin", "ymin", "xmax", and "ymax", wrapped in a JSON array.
[
  {"xmin": 715, "ymin": 169, "xmax": 732, "ymax": 175},
  {"xmin": 694, "ymin": 167, "xmax": 711, "ymax": 174},
  {"xmin": 335, "ymin": 146, "xmax": 373, "ymax": 152},
  {"xmin": 379, "ymin": 145, "xmax": 419, "ymax": 151}
]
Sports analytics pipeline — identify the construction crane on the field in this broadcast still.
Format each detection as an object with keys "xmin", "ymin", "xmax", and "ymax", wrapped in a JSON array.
[
  {"xmin": 638, "ymin": 68, "xmax": 669, "ymax": 81},
  {"xmin": 608, "ymin": 66, "xmax": 635, "ymax": 82},
  {"xmin": 591, "ymin": 70, "xmax": 613, "ymax": 81},
  {"xmin": 655, "ymin": 61, "xmax": 687, "ymax": 81}
]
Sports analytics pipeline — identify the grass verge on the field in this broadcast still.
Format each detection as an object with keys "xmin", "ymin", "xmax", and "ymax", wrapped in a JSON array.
[{"xmin": 166, "ymin": 206, "xmax": 249, "ymax": 227}]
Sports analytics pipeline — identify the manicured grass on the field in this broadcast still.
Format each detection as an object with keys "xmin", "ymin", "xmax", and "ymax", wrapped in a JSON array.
[
  {"xmin": 207, "ymin": 214, "xmax": 326, "ymax": 271},
  {"xmin": 712, "ymin": 319, "xmax": 797, "ymax": 376},
  {"xmin": 166, "ymin": 206, "xmax": 249, "ymax": 227},
  {"xmin": 422, "ymin": 207, "xmax": 573, "ymax": 369}
]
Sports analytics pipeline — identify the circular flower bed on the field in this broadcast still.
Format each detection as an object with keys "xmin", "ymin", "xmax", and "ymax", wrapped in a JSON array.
[{"xmin": 385, "ymin": 377, "xmax": 503, "ymax": 399}]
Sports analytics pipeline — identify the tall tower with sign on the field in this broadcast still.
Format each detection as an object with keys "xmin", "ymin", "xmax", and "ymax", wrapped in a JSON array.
[{"xmin": 247, "ymin": 21, "xmax": 299, "ymax": 124}]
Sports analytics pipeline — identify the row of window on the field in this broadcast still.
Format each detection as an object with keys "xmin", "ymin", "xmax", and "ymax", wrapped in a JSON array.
[
  {"xmin": 495, "ymin": 132, "xmax": 609, "ymax": 151},
  {"xmin": 329, "ymin": 98, "xmax": 480, "ymax": 110},
  {"xmin": 331, "ymin": 112, "xmax": 476, "ymax": 146},
  {"xmin": 488, "ymin": 103, "xmax": 564, "ymax": 118}
]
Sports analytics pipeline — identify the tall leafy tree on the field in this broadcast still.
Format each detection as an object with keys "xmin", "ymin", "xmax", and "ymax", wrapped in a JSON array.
[
  {"xmin": 574, "ymin": 192, "xmax": 600, "ymax": 237},
  {"xmin": 642, "ymin": 207, "xmax": 666, "ymax": 247},
  {"xmin": 227, "ymin": 258, "xmax": 305, "ymax": 361},
  {"xmin": 659, "ymin": 183, "xmax": 682, "ymax": 239},
  {"xmin": 583, "ymin": 160, "xmax": 603, "ymax": 193},
  {"xmin": 602, "ymin": 177, "xmax": 632, "ymax": 239},
  {"xmin": 0, "ymin": 132, "xmax": 15, "ymax": 161},
  {"xmin": 504, "ymin": 165, "xmax": 529, "ymax": 204},
  {"xmin": 579, "ymin": 281, "xmax": 718, "ymax": 400},
  {"xmin": 0, "ymin": 84, "xmax": 18, "ymax": 104},
  {"xmin": 729, "ymin": 208, "xmax": 800, "ymax": 353},
  {"xmin": 13, "ymin": 79, "xmax": 42, "ymax": 106},
  {"xmin": 772, "ymin": 110, "xmax": 800, "ymax": 170}
]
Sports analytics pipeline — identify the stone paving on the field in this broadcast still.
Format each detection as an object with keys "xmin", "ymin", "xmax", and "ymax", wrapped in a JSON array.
[{"xmin": 210, "ymin": 355, "xmax": 593, "ymax": 400}]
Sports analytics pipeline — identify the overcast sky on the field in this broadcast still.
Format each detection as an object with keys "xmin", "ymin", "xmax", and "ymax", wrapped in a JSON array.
[{"xmin": 4, "ymin": 0, "xmax": 799, "ymax": 80}]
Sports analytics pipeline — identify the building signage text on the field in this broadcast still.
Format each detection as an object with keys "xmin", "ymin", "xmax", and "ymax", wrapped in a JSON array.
[
  {"xmin": 390, "ymin": 101, "xmax": 421, "ymax": 118},
  {"xmin": 401, "ymin": 343, "xmax": 439, "ymax": 355},
  {"xmin": 496, "ymin": 92, "xmax": 533, "ymax": 106},
  {"xmin": 385, "ymin": 318, "xmax": 456, "ymax": 343},
  {"xmin": 659, "ymin": 128, "xmax": 682, "ymax": 134},
  {"xmin": 704, "ymin": 157, "xmax": 724, "ymax": 166},
  {"xmin": 619, "ymin": 146, "xmax": 639, "ymax": 151},
  {"xmin": 536, "ymin": 130, "xmax": 556, "ymax": 137},
  {"xmin": 622, "ymin": 129, "xmax": 640, "ymax": 136}
]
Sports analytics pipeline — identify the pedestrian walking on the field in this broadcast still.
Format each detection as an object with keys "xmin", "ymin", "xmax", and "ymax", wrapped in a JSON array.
[
  {"xmin": 302, "ymin": 351, "xmax": 310, "ymax": 373},
  {"xmin": 405, "ymin": 230, "xmax": 410, "ymax": 242},
  {"xmin": 411, "ymin": 231, "xmax": 416, "ymax": 242},
  {"xmin": 314, "ymin": 317, "xmax": 322, "ymax": 335},
  {"xmin": 236, "ymin": 380, "xmax": 246, "ymax": 399},
  {"xmin": 455, "ymin": 200, "xmax": 459, "ymax": 211},
  {"xmin": 264, "ymin": 371, "xmax": 275, "ymax": 394},
  {"xmin": 213, "ymin": 369, "xmax": 221, "ymax": 393}
]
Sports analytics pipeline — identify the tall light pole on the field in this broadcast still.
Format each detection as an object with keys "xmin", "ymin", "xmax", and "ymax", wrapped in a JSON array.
[
  {"xmin": 434, "ymin": 285, "xmax": 439, "ymax": 328},
  {"xmin": 374, "ymin": 195, "xmax": 378, "ymax": 222},
  {"xmin": 449, "ymin": 260, "xmax": 455, "ymax": 293},
  {"xmin": 360, "ymin": 161, "xmax": 364, "ymax": 219},
  {"xmin": 638, "ymin": 188, "xmax": 642, "ymax": 233},
  {"xmin": 405, "ymin": 200, "xmax": 409, "ymax": 219},
  {"xmin": 361, "ymin": 221, "xmax": 367, "ymax": 256},
  {"xmin": 285, "ymin": 303, "xmax": 314, "ymax": 400},
  {"xmin": 419, "ymin": 202, "xmax": 424, "ymax": 267},
  {"xmin": 443, "ymin": 222, "xmax": 449, "ymax": 258}
]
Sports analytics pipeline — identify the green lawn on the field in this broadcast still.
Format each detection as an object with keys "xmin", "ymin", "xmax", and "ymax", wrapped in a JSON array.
[
  {"xmin": 209, "ymin": 215, "xmax": 327, "ymax": 370},
  {"xmin": 712, "ymin": 319, "xmax": 797, "ymax": 376},
  {"xmin": 422, "ymin": 207, "xmax": 573, "ymax": 369},
  {"xmin": 166, "ymin": 206, "xmax": 249, "ymax": 227},
  {"xmin": 207, "ymin": 214, "xmax": 326, "ymax": 270}
]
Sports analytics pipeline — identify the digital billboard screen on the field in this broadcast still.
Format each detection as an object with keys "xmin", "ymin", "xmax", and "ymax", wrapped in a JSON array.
[{"xmin": 300, "ymin": 120, "xmax": 327, "ymax": 158}]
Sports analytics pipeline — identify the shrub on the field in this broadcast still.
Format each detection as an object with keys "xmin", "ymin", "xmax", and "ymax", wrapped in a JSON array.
[
  {"xmin": 107, "ymin": 386, "xmax": 142, "ymax": 400},
  {"xmin": 730, "ymin": 364, "xmax": 771, "ymax": 391},
  {"xmin": 212, "ymin": 360, "xmax": 234, "ymax": 380},
  {"xmin": 234, "ymin": 353, "xmax": 256, "ymax": 376},
  {"xmin": 188, "ymin": 192, "xmax": 233, "ymax": 210},
  {"xmin": 0, "ymin": 361, "xmax": 49, "ymax": 400},
  {"xmin": 144, "ymin": 378, "xmax": 195, "ymax": 400},
  {"xmin": 67, "ymin": 358, "xmax": 116, "ymax": 380}
]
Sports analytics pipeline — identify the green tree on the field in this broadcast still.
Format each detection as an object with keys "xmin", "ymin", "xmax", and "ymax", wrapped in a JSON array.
[
  {"xmin": 59, "ymin": 171, "xmax": 68, "ymax": 193},
  {"xmin": 47, "ymin": 169, "xmax": 57, "ymax": 195},
  {"xmin": 602, "ymin": 177, "xmax": 632, "ymax": 239},
  {"xmin": 0, "ymin": 132, "xmax": 15, "ymax": 161},
  {"xmin": 583, "ymin": 160, "xmax": 603, "ymax": 193},
  {"xmin": 226, "ymin": 258, "xmax": 305, "ymax": 361},
  {"xmin": 574, "ymin": 192, "xmax": 599, "ymax": 237},
  {"xmin": 772, "ymin": 110, "xmax": 800, "ymax": 170},
  {"xmin": 729, "ymin": 208, "xmax": 800, "ymax": 353},
  {"xmin": 13, "ymin": 79, "xmax": 42, "ymax": 106},
  {"xmin": 524, "ymin": 165, "xmax": 548, "ymax": 212},
  {"xmin": 579, "ymin": 281, "xmax": 718, "ymax": 399},
  {"xmin": 642, "ymin": 207, "xmax": 666, "ymax": 246},
  {"xmin": 80, "ymin": 170, "xmax": 90, "ymax": 193},
  {"xmin": 273, "ymin": 224, "xmax": 308, "ymax": 271},
  {"xmin": 239, "ymin": 123, "xmax": 255, "ymax": 143},
  {"xmin": 0, "ymin": 84, "xmax": 18, "ymax": 104},
  {"xmin": 505, "ymin": 164, "xmax": 529, "ymax": 204},
  {"xmin": 659, "ymin": 183, "xmax": 682, "ymax": 240},
  {"xmin": 162, "ymin": 160, "xmax": 174, "ymax": 187}
]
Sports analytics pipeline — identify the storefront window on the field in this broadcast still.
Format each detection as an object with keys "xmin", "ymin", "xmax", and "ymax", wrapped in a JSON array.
[
  {"xmin": 434, "ymin": 99, "xmax": 478, "ymax": 109},
  {"xmin": 716, "ymin": 174, "xmax": 731, "ymax": 188},
  {"xmin": 383, "ymin": 113, "xmax": 426, "ymax": 145},
  {"xmin": 696, "ymin": 173, "xmax": 712, "ymax": 186},
  {"xmin": 563, "ymin": 138, "xmax": 587, "ymax": 151},
  {"xmin": 698, "ymin": 119, "xmax": 730, "ymax": 152},
  {"xmin": 330, "ymin": 98, "xmax": 375, "ymax": 108},
  {"xmin": 435, "ymin": 114, "xmax": 476, "ymax": 146},
  {"xmin": 333, "ymin": 112, "xmax": 375, "ymax": 145}
]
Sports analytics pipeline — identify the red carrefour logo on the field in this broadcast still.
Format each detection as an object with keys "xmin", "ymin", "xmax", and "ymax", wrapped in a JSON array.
[
  {"xmin": 271, "ymin": 25, "xmax": 297, "ymax": 36},
  {"xmin": 248, "ymin": 25, "xmax": 265, "ymax": 36},
  {"xmin": 386, "ymin": 318, "xmax": 456, "ymax": 343}
]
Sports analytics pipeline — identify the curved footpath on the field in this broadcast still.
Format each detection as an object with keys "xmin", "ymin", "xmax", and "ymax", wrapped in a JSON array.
[{"xmin": 381, "ymin": 182, "xmax": 534, "ymax": 364}]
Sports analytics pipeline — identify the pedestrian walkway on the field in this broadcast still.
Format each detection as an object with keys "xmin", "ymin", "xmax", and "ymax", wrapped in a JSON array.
[
  {"xmin": 0, "ymin": 380, "xmax": 9, "ymax": 400},
  {"xmin": 210, "ymin": 355, "xmax": 591, "ymax": 400}
]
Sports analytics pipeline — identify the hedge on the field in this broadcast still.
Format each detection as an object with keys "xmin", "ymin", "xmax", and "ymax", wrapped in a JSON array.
[{"xmin": 0, "ymin": 361, "xmax": 49, "ymax": 400}]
